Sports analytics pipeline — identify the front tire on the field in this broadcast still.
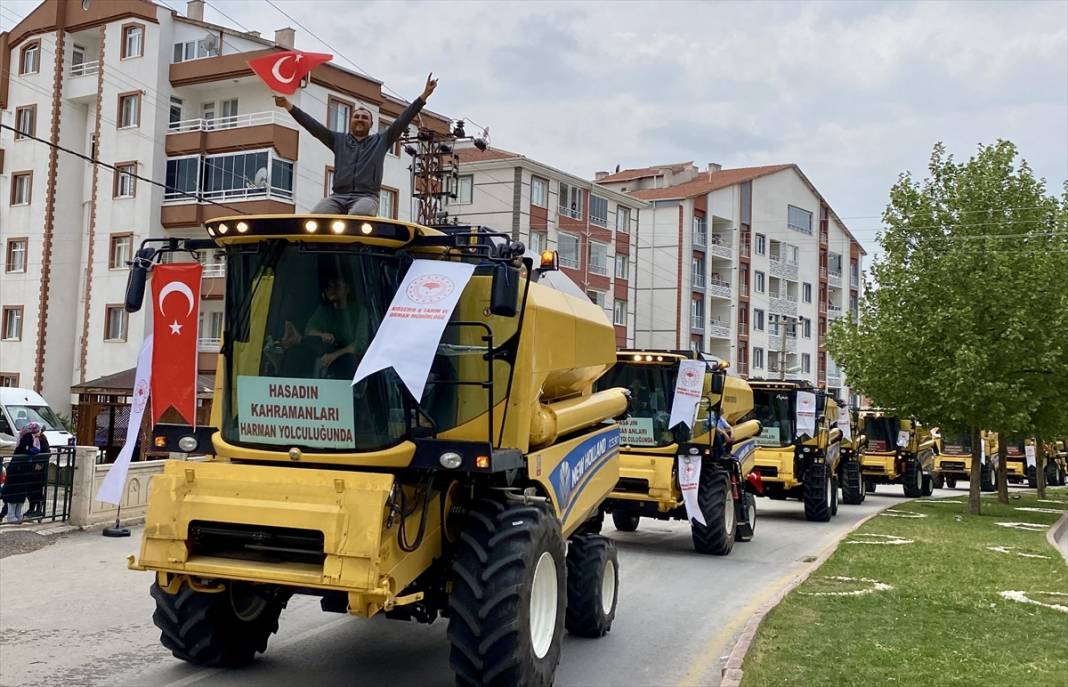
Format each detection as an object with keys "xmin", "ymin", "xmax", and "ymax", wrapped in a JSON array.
[
  {"xmin": 151, "ymin": 580, "xmax": 285, "ymax": 667},
  {"xmin": 841, "ymin": 460, "xmax": 866, "ymax": 505},
  {"xmin": 921, "ymin": 472, "xmax": 934, "ymax": 496},
  {"xmin": 691, "ymin": 467, "xmax": 736, "ymax": 555},
  {"xmin": 903, "ymin": 461, "xmax": 923, "ymax": 498},
  {"xmin": 804, "ymin": 467, "xmax": 834, "ymax": 522},
  {"xmin": 611, "ymin": 511, "xmax": 640, "ymax": 533},
  {"xmin": 735, "ymin": 491, "xmax": 757, "ymax": 542},
  {"xmin": 448, "ymin": 499, "xmax": 565, "ymax": 687},
  {"xmin": 864, "ymin": 478, "xmax": 877, "ymax": 494},
  {"xmin": 946, "ymin": 477, "xmax": 957, "ymax": 489},
  {"xmin": 933, "ymin": 474, "xmax": 945, "ymax": 489},
  {"xmin": 564, "ymin": 535, "xmax": 619, "ymax": 637}
]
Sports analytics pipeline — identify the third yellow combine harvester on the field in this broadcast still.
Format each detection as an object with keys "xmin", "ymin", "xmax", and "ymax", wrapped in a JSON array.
[
  {"xmin": 859, "ymin": 412, "xmax": 936, "ymax": 497},
  {"xmin": 932, "ymin": 429, "xmax": 997, "ymax": 491}
]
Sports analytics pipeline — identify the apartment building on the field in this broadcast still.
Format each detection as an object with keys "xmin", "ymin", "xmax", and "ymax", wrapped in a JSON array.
[
  {"xmin": 0, "ymin": 0, "xmax": 449, "ymax": 412},
  {"xmin": 449, "ymin": 145, "xmax": 646, "ymax": 347},
  {"xmin": 596, "ymin": 162, "xmax": 865, "ymax": 403}
]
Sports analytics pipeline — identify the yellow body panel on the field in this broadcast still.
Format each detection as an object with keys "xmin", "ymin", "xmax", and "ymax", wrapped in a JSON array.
[
  {"xmin": 754, "ymin": 446, "xmax": 797, "ymax": 486},
  {"xmin": 860, "ymin": 452, "xmax": 898, "ymax": 478},
  {"xmin": 934, "ymin": 452, "xmax": 973, "ymax": 476}
]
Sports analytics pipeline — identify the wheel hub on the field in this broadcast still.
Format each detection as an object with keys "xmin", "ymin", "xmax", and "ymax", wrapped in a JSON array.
[
  {"xmin": 724, "ymin": 489, "xmax": 735, "ymax": 535},
  {"xmin": 601, "ymin": 559, "xmax": 616, "ymax": 616},
  {"xmin": 529, "ymin": 551, "xmax": 558, "ymax": 659}
]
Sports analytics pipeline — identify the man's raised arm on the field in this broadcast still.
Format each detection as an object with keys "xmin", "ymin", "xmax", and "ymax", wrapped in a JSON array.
[
  {"xmin": 274, "ymin": 95, "xmax": 335, "ymax": 149},
  {"xmin": 386, "ymin": 73, "xmax": 439, "ymax": 143}
]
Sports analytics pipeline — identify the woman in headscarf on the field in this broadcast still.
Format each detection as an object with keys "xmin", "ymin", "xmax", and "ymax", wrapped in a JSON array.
[{"xmin": 6, "ymin": 422, "xmax": 50, "ymax": 521}]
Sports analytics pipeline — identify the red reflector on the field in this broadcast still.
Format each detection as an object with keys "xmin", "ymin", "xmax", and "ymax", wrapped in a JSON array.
[{"xmin": 746, "ymin": 471, "xmax": 764, "ymax": 495}]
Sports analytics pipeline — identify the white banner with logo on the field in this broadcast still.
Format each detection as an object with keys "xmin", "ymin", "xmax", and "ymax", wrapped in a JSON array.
[
  {"xmin": 837, "ymin": 406, "xmax": 852, "ymax": 442},
  {"xmin": 795, "ymin": 390, "xmax": 816, "ymax": 439},
  {"xmin": 96, "ymin": 335, "xmax": 153, "ymax": 505},
  {"xmin": 897, "ymin": 430, "xmax": 910, "ymax": 448},
  {"xmin": 668, "ymin": 360, "xmax": 706, "ymax": 430},
  {"xmin": 352, "ymin": 260, "xmax": 476, "ymax": 400},
  {"xmin": 677, "ymin": 454, "xmax": 706, "ymax": 526},
  {"xmin": 1024, "ymin": 444, "xmax": 1036, "ymax": 468}
]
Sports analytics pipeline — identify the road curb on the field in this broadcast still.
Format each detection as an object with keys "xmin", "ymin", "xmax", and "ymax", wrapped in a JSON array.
[
  {"xmin": 719, "ymin": 507, "xmax": 888, "ymax": 687},
  {"xmin": 1047, "ymin": 512, "xmax": 1068, "ymax": 566}
]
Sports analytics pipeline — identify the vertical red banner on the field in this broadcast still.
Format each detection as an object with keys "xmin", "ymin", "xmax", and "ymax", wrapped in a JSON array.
[{"xmin": 151, "ymin": 263, "xmax": 202, "ymax": 425}]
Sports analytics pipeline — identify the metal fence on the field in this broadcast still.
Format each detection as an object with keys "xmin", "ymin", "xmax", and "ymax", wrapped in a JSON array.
[{"xmin": 1, "ymin": 446, "xmax": 77, "ymax": 524}]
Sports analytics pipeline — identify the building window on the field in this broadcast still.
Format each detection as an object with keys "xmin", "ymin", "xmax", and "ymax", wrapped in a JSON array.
[
  {"xmin": 118, "ymin": 92, "xmax": 141, "ymax": 128},
  {"xmin": 11, "ymin": 172, "xmax": 32, "ymax": 206},
  {"xmin": 164, "ymin": 156, "xmax": 199, "ymax": 201},
  {"xmin": 528, "ymin": 231, "xmax": 546, "ymax": 254},
  {"xmin": 590, "ymin": 195, "xmax": 608, "ymax": 227},
  {"xmin": 802, "ymin": 317, "xmax": 812, "ymax": 338},
  {"xmin": 202, "ymin": 150, "xmax": 293, "ymax": 202},
  {"xmin": 199, "ymin": 310, "xmax": 224, "ymax": 343},
  {"xmin": 588, "ymin": 240, "xmax": 608, "ymax": 275},
  {"xmin": 802, "ymin": 353, "xmax": 812, "ymax": 374},
  {"xmin": 324, "ymin": 166, "xmax": 335, "ymax": 195},
  {"xmin": 6, "ymin": 239, "xmax": 28, "ymax": 273},
  {"xmin": 531, "ymin": 176, "xmax": 548, "ymax": 208},
  {"xmin": 614, "ymin": 253, "xmax": 629, "ymax": 280},
  {"xmin": 104, "ymin": 305, "xmax": 128, "ymax": 342},
  {"xmin": 454, "ymin": 175, "xmax": 473, "ymax": 205},
  {"xmin": 14, "ymin": 105, "xmax": 35, "ymax": 139},
  {"xmin": 114, "ymin": 162, "xmax": 137, "ymax": 198},
  {"xmin": 788, "ymin": 205, "xmax": 813, "ymax": 234},
  {"xmin": 755, "ymin": 233, "xmax": 766, "ymax": 255},
  {"xmin": 378, "ymin": 120, "xmax": 400, "ymax": 155},
  {"xmin": 692, "ymin": 256, "xmax": 705, "ymax": 285},
  {"xmin": 616, "ymin": 206, "xmax": 631, "ymax": 233},
  {"xmin": 122, "ymin": 24, "xmax": 144, "ymax": 59},
  {"xmin": 613, "ymin": 299, "xmax": 627, "ymax": 326},
  {"xmin": 754, "ymin": 308, "xmax": 765, "ymax": 331},
  {"xmin": 753, "ymin": 347, "xmax": 764, "ymax": 369},
  {"xmin": 755, "ymin": 270, "xmax": 765, "ymax": 293},
  {"xmin": 19, "ymin": 41, "xmax": 40, "ymax": 75},
  {"xmin": 0, "ymin": 373, "xmax": 18, "ymax": 387},
  {"xmin": 169, "ymin": 96, "xmax": 183, "ymax": 126},
  {"xmin": 803, "ymin": 282, "xmax": 813, "ymax": 303},
  {"xmin": 851, "ymin": 259, "xmax": 860, "ymax": 288},
  {"xmin": 559, "ymin": 182, "xmax": 582, "ymax": 218},
  {"xmin": 327, "ymin": 97, "xmax": 352, "ymax": 133},
  {"xmin": 379, "ymin": 187, "xmax": 398, "ymax": 219},
  {"xmin": 173, "ymin": 35, "xmax": 219, "ymax": 63},
  {"xmin": 690, "ymin": 297, "xmax": 703, "ymax": 330},
  {"xmin": 216, "ymin": 98, "xmax": 239, "ymax": 128},
  {"xmin": 587, "ymin": 290, "xmax": 608, "ymax": 308},
  {"xmin": 558, "ymin": 233, "xmax": 580, "ymax": 268},
  {"xmin": 109, "ymin": 234, "xmax": 133, "ymax": 269},
  {"xmin": 787, "ymin": 244, "xmax": 800, "ymax": 265},
  {"xmin": 2, "ymin": 306, "xmax": 23, "ymax": 341}
]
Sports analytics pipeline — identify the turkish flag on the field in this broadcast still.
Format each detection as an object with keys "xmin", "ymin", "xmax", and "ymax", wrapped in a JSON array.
[
  {"xmin": 248, "ymin": 50, "xmax": 332, "ymax": 95},
  {"xmin": 151, "ymin": 263, "xmax": 202, "ymax": 426}
]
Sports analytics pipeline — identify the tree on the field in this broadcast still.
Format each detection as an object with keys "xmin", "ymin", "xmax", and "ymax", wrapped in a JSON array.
[{"xmin": 828, "ymin": 141, "xmax": 1068, "ymax": 515}]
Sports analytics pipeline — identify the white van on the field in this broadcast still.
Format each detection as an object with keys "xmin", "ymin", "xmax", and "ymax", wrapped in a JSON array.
[{"xmin": 0, "ymin": 387, "xmax": 75, "ymax": 458}]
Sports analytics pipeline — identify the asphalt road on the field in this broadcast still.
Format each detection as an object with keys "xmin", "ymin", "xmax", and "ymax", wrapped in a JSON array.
[{"xmin": 0, "ymin": 486, "xmax": 963, "ymax": 687}]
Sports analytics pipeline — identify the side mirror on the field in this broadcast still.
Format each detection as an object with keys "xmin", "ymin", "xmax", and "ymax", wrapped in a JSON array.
[
  {"xmin": 124, "ymin": 247, "xmax": 156, "ymax": 313},
  {"xmin": 710, "ymin": 371, "xmax": 725, "ymax": 395},
  {"xmin": 490, "ymin": 263, "xmax": 519, "ymax": 317}
]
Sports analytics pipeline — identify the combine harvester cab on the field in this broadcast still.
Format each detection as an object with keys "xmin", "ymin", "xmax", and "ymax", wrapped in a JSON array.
[
  {"xmin": 593, "ymin": 351, "xmax": 762, "ymax": 555},
  {"xmin": 124, "ymin": 215, "xmax": 631, "ymax": 685},
  {"xmin": 858, "ymin": 412, "xmax": 936, "ymax": 497},
  {"xmin": 749, "ymin": 380, "xmax": 844, "ymax": 522}
]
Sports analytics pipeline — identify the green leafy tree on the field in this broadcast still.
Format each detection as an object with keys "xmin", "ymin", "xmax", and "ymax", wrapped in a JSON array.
[{"xmin": 829, "ymin": 141, "xmax": 1068, "ymax": 514}]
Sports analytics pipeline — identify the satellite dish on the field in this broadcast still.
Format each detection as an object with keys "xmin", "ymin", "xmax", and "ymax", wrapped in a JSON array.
[
  {"xmin": 253, "ymin": 167, "xmax": 268, "ymax": 188},
  {"xmin": 203, "ymin": 33, "xmax": 219, "ymax": 54}
]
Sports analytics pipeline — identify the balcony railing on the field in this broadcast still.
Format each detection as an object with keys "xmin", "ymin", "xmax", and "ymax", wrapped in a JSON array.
[
  {"xmin": 70, "ymin": 60, "xmax": 100, "ymax": 77},
  {"xmin": 851, "ymin": 273, "xmax": 860, "ymax": 289},
  {"xmin": 738, "ymin": 320, "xmax": 749, "ymax": 337},
  {"xmin": 198, "ymin": 337, "xmax": 221, "ymax": 351},
  {"xmin": 591, "ymin": 215, "xmax": 608, "ymax": 228},
  {"xmin": 559, "ymin": 205, "xmax": 581, "ymax": 220},
  {"xmin": 709, "ymin": 234, "xmax": 731, "ymax": 260},
  {"xmin": 827, "ymin": 373, "xmax": 842, "ymax": 386},
  {"xmin": 692, "ymin": 220, "xmax": 707, "ymax": 249},
  {"xmin": 164, "ymin": 185, "xmax": 294, "ymax": 204},
  {"xmin": 828, "ymin": 304, "xmax": 844, "ymax": 319},
  {"xmin": 769, "ymin": 256, "xmax": 799, "ymax": 281},
  {"xmin": 828, "ymin": 271, "xmax": 842, "ymax": 288},
  {"xmin": 202, "ymin": 263, "xmax": 225, "ymax": 278},
  {"xmin": 708, "ymin": 279, "xmax": 731, "ymax": 299},
  {"xmin": 691, "ymin": 273, "xmax": 706, "ymax": 291},
  {"xmin": 770, "ymin": 297, "xmax": 798, "ymax": 317},
  {"xmin": 168, "ymin": 110, "xmax": 296, "ymax": 133},
  {"xmin": 589, "ymin": 259, "xmax": 608, "ymax": 276},
  {"xmin": 690, "ymin": 314, "xmax": 705, "ymax": 331},
  {"xmin": 708, "ymin": 319, "xmax": 730, "ymax": 339}
]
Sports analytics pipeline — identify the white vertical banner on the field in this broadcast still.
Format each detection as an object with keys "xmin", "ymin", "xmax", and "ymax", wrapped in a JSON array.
[
  {"xmin": 1024, "ymin": 444, "xmax": 1037, "ymax": 469},
  {"xmin": 96, "ymin": 335, "xmax": 153, "ymax": 505},
  {"xmin": 897, "ymin": 430, "xmax": 910, "ymax": 448},
  {"xmin": 677, "ymin": 454, "xmax": 706, "ymax": 525},
  {"xmin": 668, "ymin": 360, "xmax": 705, "ymax": 430},
  {"xmin": 837, "ymin": 406, "xmax": 852, "ymax": 442},
  {"xmin": 795, "ymin": 390, "xmax": 816, "ymax": 439},
  {"xmin": 352, "ymin": 260, "xmax": 476, "ymax": 400}
]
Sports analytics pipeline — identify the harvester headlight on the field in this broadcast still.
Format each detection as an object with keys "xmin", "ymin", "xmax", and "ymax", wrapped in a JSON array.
[
  {"xmin": 360, "ymin": 222, "xmax": 374, "ymax": 235},
  {"xmin": 177, "ymin": 435, "xmax": 199, "ymax": 452},
  {"xmin": 439, "ymin": 451, "xmax": 463, "ymax": 469},
  {"xmin": 688, "ymin": 447, "xmax": 700, "ymax": 456},
  {"xmin": 305, "ymin": 220, "xmax": 319, "ymax": 232},
  {"xmin": 236, "ymin": 221, "xmax": 249, "ymax": 233},
  {"xmin": 656, "ymin": 355, "xmax": 664, "ymax": 361},
  {"xmin": 330, "ymin": 220, "xmax": 346, "ymax": 234},
  {"xmin": 218, "ymin": 223, "xmax": 229, "ymax": 234},
  {"xmin": 633, "ymin": 354, "xmax": 642, "ymax": 361}
]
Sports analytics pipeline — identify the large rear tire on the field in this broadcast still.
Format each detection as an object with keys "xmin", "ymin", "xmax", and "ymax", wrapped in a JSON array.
[
  {"xmin": 448, "ymin": 499, "xmax": 565, "ymax": 687},
  {"xmin": 980, "ymin": 464, "xmax": 996, "ymax": 492},
  {"xmin": 151, "ymin": 580, "xmax": 285, "ymax": 667},
  {"xmin": 691, "ymin": 468, "xmax": 736, "ymax": 555},
  {"xmin": 933, "ymin": 474, "xmax": 945, "ymax": 490},
  {"xmin": 564, "ymin": 535, "xmax": 619, "ymax": 637},
  {"xmin": 611, "ymin": 511, "xmax": 640, "ymax": 533},
  {"xmin": 946, "ymin": 477, "xmax": 957, "ymax": 489},
  {"xmin": 903, "ymin": 461, "xmax": 923, "ymax": 498},
  {"xmin": 735, "ymin": 491, "xmax": 757, "ymax": 542},
  {"xmin": 803, "ymin": 468, "xmax": 833, "ymax": 522},
  {"xmin": 921, "ymin": 472, "xmax": 934, "ymax": 496},
  {"xmin": 841, "ymin": 460, "xmax": 866, "ymax": 505}
]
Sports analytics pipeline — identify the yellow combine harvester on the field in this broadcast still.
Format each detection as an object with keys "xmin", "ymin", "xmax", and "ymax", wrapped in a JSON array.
[
  {"xmin": 592, "ymin": 351, "xmax": 761, "ymax": 555},
  {"xmin": 859, "ymin": 412, "xmax": 935, "ymax": 497},
  {"xmin": 749, "ymin": 380, "xmax": 844, "ymax": 522},
  {"xmin": 123, "ymin": 215, "xmax": 630, "ymax": 685},
  {"xmin": 932, "ymin": 430, "xmax": 997, "ymax": 491}
]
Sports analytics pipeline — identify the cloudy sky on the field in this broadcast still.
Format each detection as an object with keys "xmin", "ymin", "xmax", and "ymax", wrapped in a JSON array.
[{"xmin": 3, "ymin": 0, "xmax": 1066, "ymax": 254}]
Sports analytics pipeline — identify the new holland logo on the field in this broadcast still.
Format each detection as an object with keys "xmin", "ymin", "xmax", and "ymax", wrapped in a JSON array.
[{"xmin": 406, "ymin": 274, "xmax": 455, "ymax": 304}]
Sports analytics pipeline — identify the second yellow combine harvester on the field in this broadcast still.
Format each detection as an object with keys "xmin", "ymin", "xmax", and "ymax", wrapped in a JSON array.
[
  {"xmin": 859, "ymin": 412, "xmax": 936, "ymax": 497},
  {"xmin": 593, "ymin": 351, "xmax": 762, "ymax": 555}
]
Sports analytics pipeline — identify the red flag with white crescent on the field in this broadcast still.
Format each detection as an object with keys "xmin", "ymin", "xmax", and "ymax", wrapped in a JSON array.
[
  {"xmin": 248, "ymin": 50, "xmax": 332, "ymax": 95},
  {"xmin": 151, "ymin": 263, "xmax": 202, "ymax": 425}
]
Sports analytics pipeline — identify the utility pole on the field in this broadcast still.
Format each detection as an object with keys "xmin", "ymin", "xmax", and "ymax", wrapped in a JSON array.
[
  {"xmin": 402, "ymin": 121, "xmax": 489, "ymax": 227},
  {"xmin": 771, "ymin": 313, "xmax": 797, "ymax": 381}
]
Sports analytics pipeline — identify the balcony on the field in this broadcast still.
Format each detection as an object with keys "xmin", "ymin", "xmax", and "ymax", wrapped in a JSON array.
[
  {"xmin": 559, "ymin": 205, "xmax": 581, "ymax": 220},
  {"xmin": 202, "ymin": 263, "xmax": 226, "ymax": 278},
  {"xmin": 828, "ymin": 271, "xmax": 842, "ymax": 289},
  {"xmin": 708, "ymin": 279, "xmax": 731, "ymax": 300},
  {"xmin": 692, "ymin": 219, "xmax": 707, "ymax": 249},
  {"xmin": 770, "ymin": 296, "xmax": 798, "ymax": 317},
  {"xmin": 827, "ymin": 372, "xmax": 842, "ymax": 387},
  {"xmin": 828, "ymin": 304, "xmax": 844, "ymax": 320},
  {"xmin": 198, "ymin": 337, "xmax": 221, "ymax": 352},
  {"xmin": 166, "ymin": 110, "xmax": 298, "ymax": 159},
  {"xmin": 161, "ymin": 186, "xmax": 294, "ymax": 227},
  {"xmin": 708, "ymin": 319, "xmax": 730, "ymax": 339},
  {"xmin": 820, "ymin": 228, "xmax": 828, "ymax": 245},
  {"xmin": 769, "ymin": 257, "xmax": 799, "ymax": 281},
  {"xmin": 851, "ymin": 273, "xmax": 860, "ymax": 289},
  {"xmin": 69, "ymin": 60, "xmax": 100, "ymax": 77},
  {"xmin": 691, "ymin": 272, "xmax": 706, "ymax": 292},
  {"xmin": 690, "ymin": 314, "xmax": 705, "ymax": 332},
  {"xmin": 708, "ymin": 234, "xmax": 732, "ymax": 260}
]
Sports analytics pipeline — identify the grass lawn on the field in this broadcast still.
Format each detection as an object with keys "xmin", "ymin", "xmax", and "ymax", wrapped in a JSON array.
[{"xmin": 741, "ymin": 488, "xmax": 1068, "ymax": 686}]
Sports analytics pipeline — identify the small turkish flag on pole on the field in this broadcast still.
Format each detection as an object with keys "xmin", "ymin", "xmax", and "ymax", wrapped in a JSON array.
[
  {"xmin": 248, "ymin": 50, "xmax": 332, "ymax": 95},
  {"xmin": 151, "ymin": 263, "xmax": 203, "ymax": 426}
]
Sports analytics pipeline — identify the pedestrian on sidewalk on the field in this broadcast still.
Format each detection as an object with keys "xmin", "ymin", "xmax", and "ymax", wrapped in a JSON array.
[{"xmin": 7, "ymin": 422, "xmax": 49, "ymax": 521}]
